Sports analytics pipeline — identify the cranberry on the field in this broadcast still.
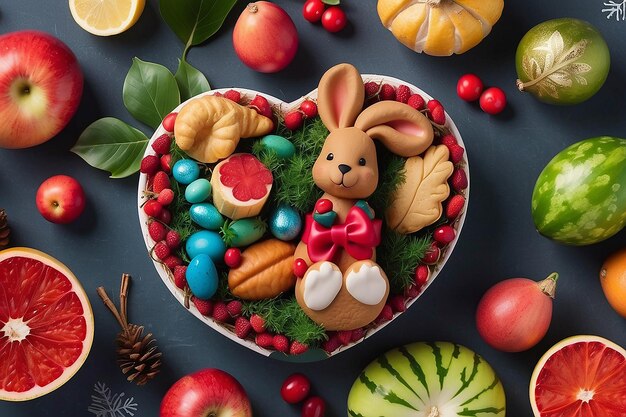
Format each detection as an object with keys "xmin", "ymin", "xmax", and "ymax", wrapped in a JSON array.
[
  {"xmin": 479, "ymin": 87, "xmax": 507, "ymax": 115},
  {"xmin": 224, "ymin": 248, "xmax": 242, "ymax": 268},
  {"xmin": 143, "ymin": 200, "xmax": 163, "ymax": 218},
  {"xmin": 300, "ymin": 99, "xmax": 318, "ymax": 118},
  {"xmin": 421, "ymin": 242, "xmax": 440, "ymax": 265},
  {"xmin": 281, "ymin": 373, "xmax": 311, "ymax": 404},
  {"xmin": 302, "ymin": 396, "xmax": 326, "ymax": 417},
  {"xmin": 162, "ymin": 112, "xmax": 177, "ymax": 132},
  {"xmin": 160, "ymin": 154, "xmax": 172, "ymax": 173},
  {"xmin": 284, "ymin": 111, "xmax": 304, "ymax": 130},
  {"xmin": 434, "ymin": 225, "xmax": 456, "ymax": 245},
  {"xmin": 415, "ymin": 264, "xmax": 430, "ymax": 286},
  {"xmin": 457, "ymin": 74, "xmax": 484, "ymax": 102},
  {"xmin": 303, "ymin": 0, "xmax": 325, "ymax": 23},
  {"xmin": 321, "ymin": 6, "xmax": 347, "ymax": 33},
  {"xmin": 294, "ymin": 258, "xmax": 308, "ymax": 278}
]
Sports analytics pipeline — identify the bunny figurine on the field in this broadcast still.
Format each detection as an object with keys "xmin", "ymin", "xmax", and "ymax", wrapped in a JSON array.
[{"xmin": 294, "ymin": 63, "xmax": 435, "ymax": 330}]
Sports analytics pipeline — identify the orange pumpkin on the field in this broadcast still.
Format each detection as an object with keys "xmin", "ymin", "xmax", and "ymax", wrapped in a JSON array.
[{"xmin": 377, "ymin": 0, "xmax": 504, "ymax": 56}]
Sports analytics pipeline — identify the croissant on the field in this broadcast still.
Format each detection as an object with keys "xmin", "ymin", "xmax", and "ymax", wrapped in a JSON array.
[{"xmin": 174, "ymin": 95, "xmax": 274, "ymax": 163}]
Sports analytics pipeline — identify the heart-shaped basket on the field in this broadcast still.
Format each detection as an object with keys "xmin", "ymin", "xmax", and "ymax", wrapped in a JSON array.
[{"xmin": 138, "ymin": 70, "xmax": 469, "ymax": 362}]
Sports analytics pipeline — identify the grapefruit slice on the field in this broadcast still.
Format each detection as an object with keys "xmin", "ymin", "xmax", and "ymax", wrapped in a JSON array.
[
  {"xmin": 0, "ymin": 247, "xmax": 94, "ymax": 401},
  {"xmin": 530, "ymin": 335, "xmax": 626, "ymax": 417}
]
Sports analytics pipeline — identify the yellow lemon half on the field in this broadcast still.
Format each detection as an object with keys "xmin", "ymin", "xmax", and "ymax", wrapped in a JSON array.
[{"xmin": 69, "ymin": 0, "xmax": 145, "ymax": 36}]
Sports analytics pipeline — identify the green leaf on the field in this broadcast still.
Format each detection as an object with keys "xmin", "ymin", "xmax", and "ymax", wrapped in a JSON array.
[
  {"xmin": 175, "ymin": 58, "xmax": 211, "ymax": 101},
  {"xmin": 71, "ymin": 118, "xmax": 149, "ymax": 178},
  {"xmin": 160, "ymin": 0, "xmax": 238, "ymax": 51},
  {"xmin": 123, "ymin": 58, "xmax": 180, "ymax": 130},
  {"xmin": 322, "ymin": 0, "xmax": 340, "ymax": 5}
]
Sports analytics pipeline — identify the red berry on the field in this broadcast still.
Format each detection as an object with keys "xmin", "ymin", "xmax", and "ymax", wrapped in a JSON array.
[
  {"xmin": 429, "ymin": 105, "xmax": 446, "ymax": 125},
  {"xmin": 294, "ymin": 258, "xmax": 308, "ymax": 278},
  {"xmin": 434, "ymin": 225, "xmax": 456, "ymax": 245},
  {"xmin": 351, "ymin": 328, "xmax": 365, "ymax": 342},
  {"xmin": 224, "ymin": 248, "xmax": 242, "ymax": 268},
  {"xmin": 157, "ymin": 188, "xmax": 175, "ymax": 206},
  {"xmin": 405, "ymin": 284, "xmax": 421, "ymax": 298},
  {"xmin": 315, "ymin": 198, "xmax": 333, "ymax": 214},
  {"xmin": 479, "ymin": 87, "xmax": 507, "ymax": 115},
  {"xmin": 337, "ymin": 330, "xmax": 353, "ymax": 346},
  {"xmin": 302, "ymin": 396, "xmax": 326, "ymax": 417},
  {"xmin": 389, "ymin": 294, "xmax": 407, "ymax": 313},
  {"xmin": 212, "ymin": 92, "xmax": 223, "ymax": 97},
  {"xmin": 162, "ymin": 112, "xmax": 177, "ymax": 132},
  {"xmin": 303, "ymin": 0, "xmax": 325, "ymax": 23},
  {"xmin": 376, "ymin": 304, "xmax": 393, "ymax": 324},
  {"xmin": 224, "ymin": 89, "xmax": 241, "ymax": 103},
  {"xmin": 234, "ymin": 316, "xmax": 252, "ymax": 339},
  {"xmin": 321, "ymin": 6, "xmax": 347, "ymax": 33},
  {"xmin": 153, "ymin": 241, "xmax": 170, "ymax": 260},
  {"xmin": 395, "ymin": 85, "xmax": 411, "ymax": 103},
  {"xmin": 407, "ymin": 93, "xmax": 425, "ymax": 110},
  {"xmin": 151, "ymin": 134, "xmax": 172, "ymax": 155},
  {"xmin": 457, "ymin": 74, "xmax": 484, "ymax": 102},
  {"xmin": 140, "ymin": 155, "xmax": 160, "ymax": 175},
  {"xmin": 173, "ymin": 265, "xmax": 187, "ymax": 289},
  {"xmin": 250, "ymin": 314, "xmax": 266, "ymax": 333},
  {"xmin": 422, "ymin": 242, "xmax": 440, "ymax": 265},
  {"xmin": 446, "ymin": 194, "xmax": 466, "ymax": 219},
  {"xmin": 152, "ymin": 171, "xmax": 170, "ymax": 194},
  {"xmin": 163, "ymin": 255, "xmax": 182, "ymax": 270},
  {"xmin": 450, "ymin": 168, "xmax": 468, "ymax": 191},
  {"xmin": 192, "ymin": 296, "xmax": 213, "ymax": 316},
  {"xmin": 427, "ymin": 99, "xmax": 443, "ymax": 112},
  {"xmin": 284, "ymin": 111, "xmax": 304, "ymax": 130},
  {"xmin": 289, "ymin": 341, "xmax": 309, "ymax": 355},
  {"xmin": 364, "ymin": 81, "xmax": 381, "ymax": 99},
  {"xmin": 415, "ymin": 264, "xmax": 430, "ymax": 286},
  {"xmin": 255, "ymin": 332, "xmax": 274, "ymax": 349},
  {"xmin": 143, "ymin": 199, "xmax": 163, "ymax": 218},
  {"xmin": 322, "ymin": 333, "xmax": 341, "ymax": 353},
  {"xmin": 440, "ymin": 134, "xmax": 458, "ymax": 147},
  {"xmin": 148, "ymin": 220, "xmax": 167, "ymax": 241},
  {"xmin": 273, "ymin": 334, "xmax": 290, "ymax": 353},
  {"xmin": 249, "ymin": 94, "xmax": 273, "ymax": 119},
  {"xmin": 281, "ymin": 373, "xmax": 311, "ymax": 404},
  {"xmin": 379, "ymin": 83, "xmax": 396, "ymax": 101},
  {"xmin": 299, "ymin": 99, "xmax": 318, "ymax": 118},
  {"xmin": 160, "ymin": 154, "xmax": 172, "ymax": 174},
  {"xmin": 226, "ymin": 300, "xmax": 243, "ymax": 318},
  {"xmin": 158, "ymin": 208, "xmax": 172, "ymax": 225},
  {"xmin": 165, "ymin": 229, "xmax": 181, "ymax": 249},
  {"xmin": 448, "ymin": 144, "xmax": 465, "ymax": 164},
  {"xmin": 212, "ymin": 302, "xmax": 230, "ymax": 322}
]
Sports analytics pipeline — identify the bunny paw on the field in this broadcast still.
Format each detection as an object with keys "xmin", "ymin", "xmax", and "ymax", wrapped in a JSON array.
[
  {"xmin": 345, "ymin": 262, "xmax": 387, "ymax": 305},
  {"xmin": 302, "ymin": 262, "xmax": 343, "ymax": 311}
]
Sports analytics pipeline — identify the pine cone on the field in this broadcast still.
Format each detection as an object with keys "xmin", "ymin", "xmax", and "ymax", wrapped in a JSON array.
[
  {"xmin": 116, "ymin": 324, "xmax": 162, "ymax": 386},
  {"xmin": 0, "ymin": 209, "xmax": 9, "ymax": 249}
]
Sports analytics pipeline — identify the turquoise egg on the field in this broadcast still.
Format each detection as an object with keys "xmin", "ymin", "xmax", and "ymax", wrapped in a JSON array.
[
  {"xmin": 190, "ymin": 203, "xmax": 224, "ymax": 230},
  {"xmin": 260, "ymin": 134, "xmax": 296, "ymax": 159},
  {"xmin": 172, "ymin": 159, "xmax": 200, "ymax": 185},
  {"xmin": 269, "ymin": 205, "xmax": 302, "ymax": 241},
  {"xmin": 186, "ymin": 254, "xmax": 218, "ymax": 300},
  {"xmin": 185, "ymin": 230, "xmax": 226, "ymax": 262},
  {"xmin": 185, "ymin": 178, "xmax": 212, "ymax": 203}
]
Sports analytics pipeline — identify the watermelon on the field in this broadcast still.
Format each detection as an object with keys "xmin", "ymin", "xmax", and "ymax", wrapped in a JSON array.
[
  {"xmin": 531, "ymin": 136, "xmax": 626, "ymax": 245},
  {"xmin": 347, "ymin": 342, "xmax": 506, "ymax": 417}
]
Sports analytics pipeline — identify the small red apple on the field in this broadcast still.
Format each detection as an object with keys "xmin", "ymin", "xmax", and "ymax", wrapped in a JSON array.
[
  {"xmin": 160, "ymin": 368, "xmax": 252, "ymax": 417},
  {"xmin": 0, "ymin": 30, "xmax": 83, "ymax": 149},
  {"xmin": 35, "ymin": 175, "xmax": 86, "ymax": 224}
]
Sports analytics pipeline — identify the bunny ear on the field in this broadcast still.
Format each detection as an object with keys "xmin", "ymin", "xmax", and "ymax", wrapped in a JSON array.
[
  {"xmin": 317, "ymin": 63, "xmax": 365, "ymax": 131},
  {"xmin": 354, "ymin": 101, "xmax": 434, "ymax": 157}
]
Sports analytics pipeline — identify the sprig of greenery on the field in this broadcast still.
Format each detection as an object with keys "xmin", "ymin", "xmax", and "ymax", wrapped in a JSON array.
[{"xmin": 378, "ymin": 231, "xmax": 432, "ymax": 293}]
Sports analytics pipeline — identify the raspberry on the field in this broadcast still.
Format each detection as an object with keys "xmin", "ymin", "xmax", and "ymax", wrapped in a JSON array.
[
  {"xmin": 151, "ymin": 134, "xmax": 172, "ymax": 155},
  {"xmin": 289, "ymin": 341, "xmax": 309, "ymax": 355},
  {"xmin": 173, "ymin": 265, "xmax": 187, "ymax": 289},
  {"xmin": 152, "ymin": 171, "xmax": 170, "ymax": 194},
  {"xmin": 160, "ymin": 154, "xmax": 172, "ymax": 174},
  {"xmin": 157, "ymin": 188, "xmax": 175, "ymax": 206},
  {"xmin": 389, "ymin": 294, "xmax": 407, "ymax": 313},
  {"xmin": 299, "ymin": 100, "xmax": 318, "ymax": 118},
  {"xmin": 395, "ymin": 85, "xmax": 411, "ymax": 103},
  {"xmin": 284, "ymin": 111, "xmax": 303, "ymax": 130},
  {"xmin": 212, "ymin": 92, "xmax": 223, "ymax": 97},
  {"xmin": 224, "ymin": 89, "xmax": 241, "ymax": 103},
  {"xmin": 440, "ymin": 134, "xmax": 458, "ymax": 147},
  {"xmin": 212, "ymin": 302, "xmax": 230, "ymax": 322},
  {"xmin": 364, "ymin": 81, "xmax": 381, "ymax": 99},
  {"xmin": 427, "ymin": 99, "xmax": 443, "ymax": 112},
  {"xmin": 407, "ymin": 94, "xmax": 425, "ymax": 110},
  {"xmin": 273, "ymin": 334, "xmax": 290, "ymax": 353},
  {"xmin": 140, "ymin": 155, "xmax": 160, "ymax": 175},
  {"xmin": 234, "ymin": 317, "xmax": 252, "ymax": 339},
  {"xmin": 450, "ymin": 168, "xmax": 468, "ymax": 191},
  {"xmin": 429, "ymin": 105, "xmax": 446, "ymax": 125},
  {"xmin": 143, "ymin": 200, "xmax": 163, "ymax": 218},
  {"xmin": 337, "ymin": 330, "xmax": 353, "ymax": 346},
  {"xmin": 192, "ymin": 297, "xmax": 213, "ymax": 316},
  {"xmin": 163, "ymin": 255, "xmax": 182, "ymax": 270},
  {"xmin": 351, "ymin": 328, "xmax": 365, "ymax": 342},
  {"xmin": 379, "ymin": 84, "xmax": 396, "ymax": 101},
  {"xmin": 250, "ymin": 314, "xmax": 266, "ymax": 333},
  {"xmin": 165, "ymin": 230, "xmax": 181, "ymax": 249},
  {"xmin": 249, "ymin": 95, "xmax": 272, "ymax": 119},
  {"xmin": 153, "ymin": 241, "xmax": 170, "ymax": 260},
  {"xmin": 255, "ymin": 332, "xmax": 274, "ymax": 349},
  {"xmin": 446, "ymin": 194, "xmax": 466, "ymax": 219},
  {"xmin": 148, "ymin": 220, "xmax": 167, "ymax": 242},
  {"xmin": 226, "ymin": 300, "xmax": 243, "ymax": 318},
  {"xmin": 415, "ymin": 264, "xmax": 430, "ymax": 286},
  {"xmin": 448, "ymin": 144, "xmax": 465, "ymax": 164},
  {"xmin": 376, "ymin": 304, "xmax": 394, "ymax": 324},
  {"xmin": 322, "ymin": 333, "xmax": 341, "ymax": 353}
]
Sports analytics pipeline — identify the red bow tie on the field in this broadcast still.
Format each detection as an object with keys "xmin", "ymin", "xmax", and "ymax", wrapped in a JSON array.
[{"xmin": 303, "ymin": 206, "xmax": 382, "ymax": 262}]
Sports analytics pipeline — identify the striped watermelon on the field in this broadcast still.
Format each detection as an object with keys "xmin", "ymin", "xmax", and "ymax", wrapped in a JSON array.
[
  {"xmin": 531, "ymin": 137, "xmax": 626, "ymax": 245},
  {"xmin": 347, "ymin": 342, "xmax": 506, "ymax": 417}
]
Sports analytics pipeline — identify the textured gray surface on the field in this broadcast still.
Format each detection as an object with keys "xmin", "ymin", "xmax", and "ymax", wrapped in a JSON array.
[{"xmin": 1, "ymin": 1, "xmax": 625, "ymax": 416}]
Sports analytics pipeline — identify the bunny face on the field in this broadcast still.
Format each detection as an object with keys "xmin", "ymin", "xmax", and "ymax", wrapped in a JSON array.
[{"xmin": 312, "ymin": 127, "xmax": 378, "ymax": 199}]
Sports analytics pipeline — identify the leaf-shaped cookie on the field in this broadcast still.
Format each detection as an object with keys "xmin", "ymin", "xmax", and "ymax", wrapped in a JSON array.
[{"xmin": 385, "ymin": 145, "xmax": 454, "ymax": 234}]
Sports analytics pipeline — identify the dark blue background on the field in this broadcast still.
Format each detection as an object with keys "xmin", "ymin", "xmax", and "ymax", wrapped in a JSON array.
[{"xmin": 1, "ymin": 1, "xmax": 625, "ymax": 416}]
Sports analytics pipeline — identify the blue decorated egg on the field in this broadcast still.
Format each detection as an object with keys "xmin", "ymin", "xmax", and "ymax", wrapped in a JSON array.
[
  {"xmin": 260, "ymin": 134, "xmax": 296, "ymax": 159},
  {"xmin": 172, "ymin": 159, "xmax": 200, "ymax": 185},
  {"xmin": 185, "ymin": 254, "xmax": 218, "ymax": 300},
  {"xmin": 185, "ymin": 178, "xmax": 212, "ymax": 203},
  {"xmin": 269, "ymin": 205, "xmax": 302, "ymax": 241},
  {"xmin": 185, "ymin": 230, "xmax": 226, "ymax": 262},
  {"xmin": 190, "ymin": 203, "xmax": 224, "ymax": 230}
]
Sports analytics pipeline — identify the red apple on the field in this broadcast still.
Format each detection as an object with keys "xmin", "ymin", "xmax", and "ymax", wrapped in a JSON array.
[
  {"xmin": 0, "ymin": 30, "xmax": 83, "ymax": 149},
  {"xmin": 160, "ymin": 368, "xmax": 252, "ymax": 417},
  {"xmin": 35, "ymin": 175, "xmax": 86, "ymax": 224}
]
